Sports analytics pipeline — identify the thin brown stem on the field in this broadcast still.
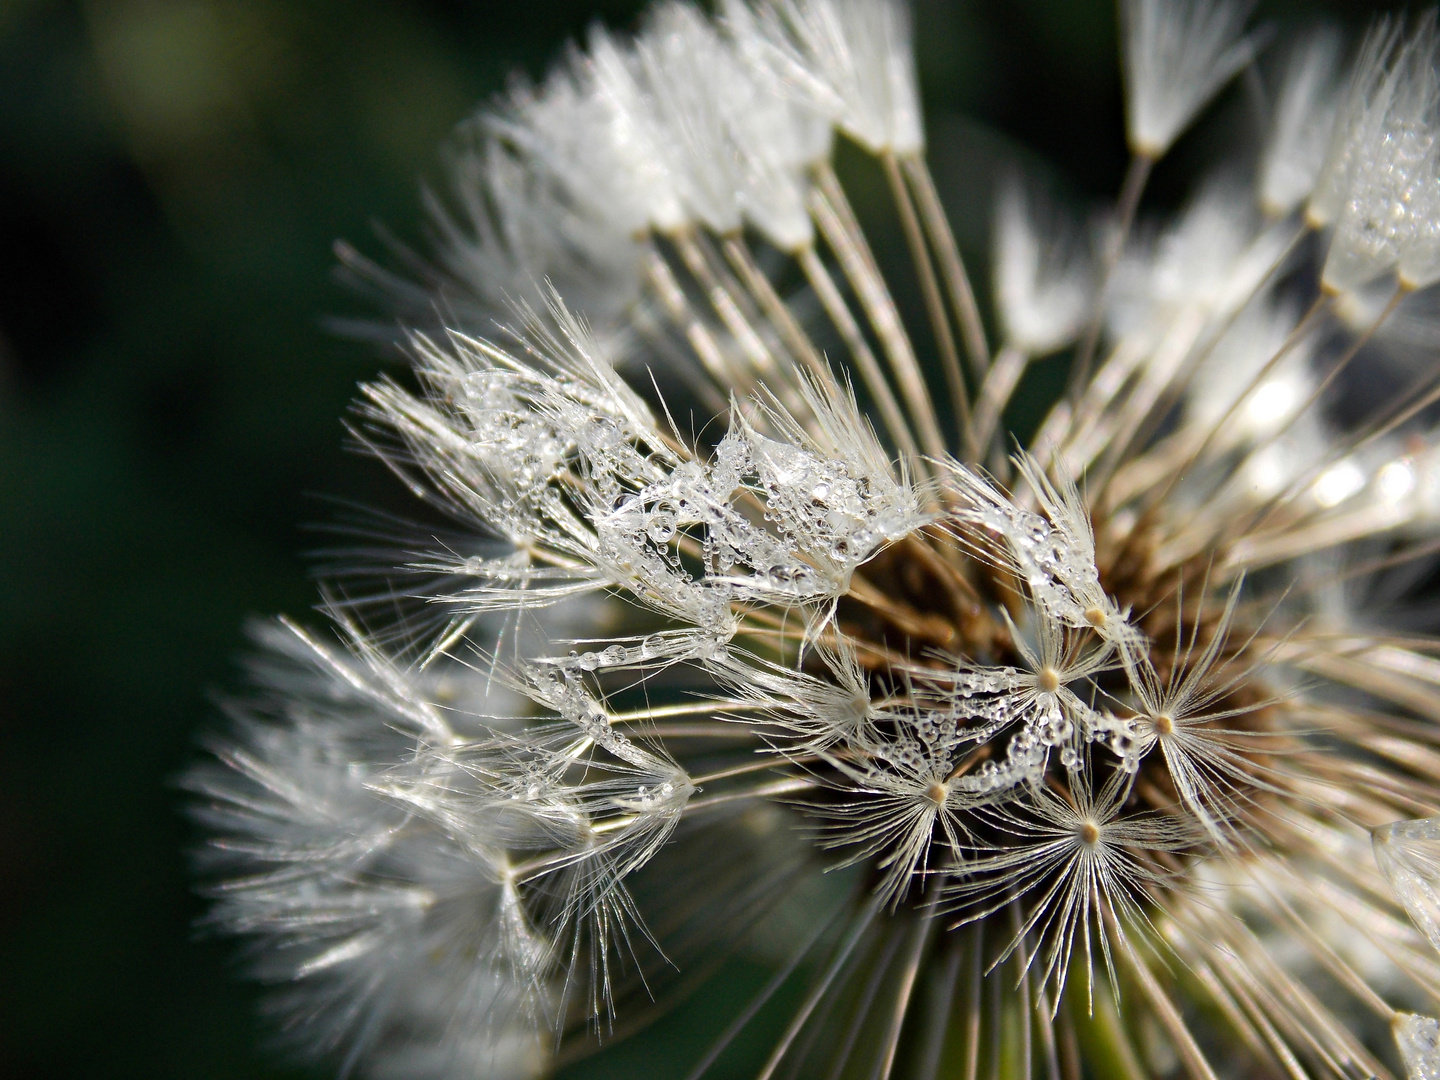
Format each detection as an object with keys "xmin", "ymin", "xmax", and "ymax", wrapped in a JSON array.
[
  {"xmin": 1070, "ymin": 152, "xmax": 1153, "ymax": 395},
  {"xmin": 796, "ymin": 243, "xmax": 920, "ymax": 461},
  {"xmin": 812, "ymin": 168, "xmax": 947, "ymax": 462},
  {"xmin": 722, "ymin": 234, "xmax": 832, "ymax": 383},
  {"xmin": 1219, "ymin": 286, "xmax": 1405, "ymax": 551},
  {"xmin": 970, "ymin": 344, "xmax": 1028, "ymax": 459},
  {"xmin": 1116, "ymin": 255, "xmax": 1329, "ymax": 522},
  {"xmin": 884, "ymin": 150, "xmax": 971, "ymax": 441},
  {"xmin": 690, "ymin": 757, "xmax": 811, "ymax": 786},
  {"xmin": 671, "ymin": 228, "xmax": 777, "ymax": 376},
  {"xmin": 903, "ymin": 154, "xmax": 991, "ymax": 380},
  {"xmin": 643, "ymin": 244, "xmax": 743, "ymax": 391}
]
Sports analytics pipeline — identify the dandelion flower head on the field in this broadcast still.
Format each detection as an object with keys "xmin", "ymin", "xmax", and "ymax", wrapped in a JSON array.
[{"xmin": 187, "ymin": 1, "xmax": 1440, "ymax": 1078}]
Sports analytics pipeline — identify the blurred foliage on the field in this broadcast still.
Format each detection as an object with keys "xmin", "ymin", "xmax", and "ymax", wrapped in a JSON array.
[{"xmin": 0, "ymin": 1, "xmax": 1397, "ymax": 1077}]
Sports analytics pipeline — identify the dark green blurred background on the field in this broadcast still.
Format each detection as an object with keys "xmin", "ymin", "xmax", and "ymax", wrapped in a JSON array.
[{"xmin": 0, "ymin": 1, "xmax": 1396, "ymax": 1077}]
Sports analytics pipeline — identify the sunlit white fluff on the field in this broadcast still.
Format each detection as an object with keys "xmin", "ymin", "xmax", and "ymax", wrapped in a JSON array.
[
  {"xmin": 1185, "ymin": 299, "xmax": 1316, "ymax": 445},
  {"xmin": 185, "ymin": 620, "xmax": 550, "ymax": 1079},
  {"xmin": 993, "ymin": 178, "xmax": 1093, "ymax": 357},
  {"xmin": 730, "ymin": 0, "xmax": 923, "ymax": 156},
  {"xmin": 428, "ymin": 131, "xmax": 642, "ymax": 335},
  {"xmin": 1395, "ymin": 1013, "xmax": 1440, "ymax": 1080},
  {"xmin": 1308, "ymin": 15, "xmax": 1403, "ymax": 229},
  {"xmin": 1109, "ymin": 178, "xmax": 1270, "ymax": 340},
  {"xmin": 1323, "ymin": 14, "xmax": 1440, "ymax": 292},
  {"xmin": 1120, "ymin": 0, "xmax": 1260, "ymax": 157},
  {"xmin": 1259, "ymin": 26, "xmax": 1345, "ymax": 218}
]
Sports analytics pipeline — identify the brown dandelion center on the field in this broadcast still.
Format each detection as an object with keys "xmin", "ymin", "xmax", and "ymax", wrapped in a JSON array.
[{"xmin": 831, "ymin": 521, "xmax": 1281, "ymax": 910}]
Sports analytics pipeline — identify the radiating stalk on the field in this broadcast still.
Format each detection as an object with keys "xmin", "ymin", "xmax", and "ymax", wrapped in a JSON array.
[
  {"xmin": 914, "ymin": 938, "xmax": 964, "ymax": 1080},
  {"xmin": 671, "ymin": 228, "xmax": 778, "ymax": 376},
  {"xmin": 684, "ymin": 777, "xmax": 818, "ymax": 815},
  {"xmin": 902, "ymin": 154, "xmax": 992, "ymax": 380},
  {"xmin": 1348, "ymin": 362, "xmax": 1440, "ymax": 459},
  {"xmin": 1056, "ymin": 1009, "xmax": 1081, "ymax": 1080},
  {"xmin": 971, "ymin": 344, "xmax": 1028, "ymax": 459},
  {"xmin": 1100, "ymin": 221, "xmax": 1314, "ymax": 516},
  {"xmin": 811, "ymin": 167, "xmax": 948, "ymax": 462},
  {"xmin": 1108, "ymin": 286, "xmax": 1342, "ymax": 573},
  {"xmin": 1069, "ymin": 964, "xmax": 1148, "ymax": 1080},
  {"xmin": 1209, "ymin": 288, "xmax": 1407, "ymax": 555},
  {"xmin": 1105, "ymin": 903, "xmax": 1219, "ymax": 1080},
  {"xmin": 669, "ymin": 229, "xmax": 825, "ymax": 431},
  {"xmin": 883, "ymin": 150, "xmax": 972, "ymax": 440},
  {"xmin": 796, "ymin": 244, "xmax": 921, "ymax": 461},
  {"xmin": 873, "ymin": 901, "xmax": 940, "ymax": 1080},
  {"xmin": 1070, "ymin": 152, "xmax": 1154, "ymax": 394},
  {"xmin": 755, "ymin": 897, "xmax": 883, "ymax": 1080},
  {"xmin": 643, "ymin": 244, "xmax": 746, "ymax": 392},
  {"xmin": 1033, "ymin": 977, "xmax": 1062, "ymax": 1080},
  {"xmin": 722, "ymin": 235, "xmax": 832, "ymax": 384},
  {"xmin": 1010, "ymin": 902, "xmax": 1034, "ymax": 1080},
  {"xmin": 681, "ymin": 901, "xmax": 844, "ymax": 1080},
  {"xmin": 629, "ymin": 303, "xmax": 730, "ymax": 415},
  {"xmin": 1187, "ymin": 952, "xmax": 1302, "ymax": 1079},
  {"xmin": 826, "ymin": 927, "xmax": 904, "ymax": 1080},
  {"xmin": 964, "ymin": 923, "xmax": 984, "ymax": 1080}
]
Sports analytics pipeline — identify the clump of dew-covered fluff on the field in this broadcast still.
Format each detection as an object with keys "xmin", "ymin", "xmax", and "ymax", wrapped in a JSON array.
[{"xmin": 191, "ymin": 2, "xmax": 1440, "ymax": 1079}]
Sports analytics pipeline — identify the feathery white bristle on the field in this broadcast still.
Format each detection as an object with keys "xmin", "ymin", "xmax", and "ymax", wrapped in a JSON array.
[
  {"xmin": 992, "ymin": 177, "xmax": 1093, "ymax": 356},
  {"xmin": 1375, "ymin": 817, "xmax": 1440, "ymax": 959},
  {"xmin": 428, "ymin": 130, "xmax": 642, "ymax": 337},
  {"xmin": 1258, "ymin": 26, "xmax": 1345, "ymax": 218},
  {"xmin": 184, "ymin": 622, "xmax": 552, "ymax": 1074},
  {"xmin": 1120, "ymin": 0, "xmax": 1259, "ymax": 158},
  {"xmin": 1108, "ymin": 179, "xmax": 1267, "ymax": 343},
  {"xmin": 946, "ymin": 764, "xmax": 1196, "ymax": 1003},
  {"xmin": 1308, "ymin": 16, "xmax": 1403, "ymax": 229},
  {"xmin": 731, "ymin": 0, "xmax": 923, "ymax": 156},
  {"xmin": 1322, "ymin": 15, "xmax": 1440, "ymax": 292},
  {"xmin": 635, "ymin": 4, "xmax": 820, "ymax": 250}
]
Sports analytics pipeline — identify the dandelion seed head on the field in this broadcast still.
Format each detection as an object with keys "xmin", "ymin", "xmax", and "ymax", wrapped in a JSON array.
[{"xmin": 191, "ymin": 2, "xmax": 1440, "ymax": 1078}]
